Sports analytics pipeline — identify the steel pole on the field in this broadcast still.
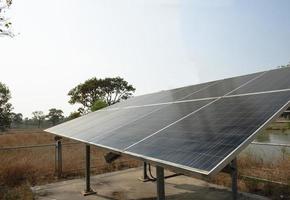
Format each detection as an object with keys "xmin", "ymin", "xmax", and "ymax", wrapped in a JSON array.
[
  {"xmin": 156, "ymin": 166, "xmax": 165, "ymax": 200},
  {"xmin": 85, "ymin": 144, "xmax": 91, "ymax": 192},
  {"xmin": 82, "ymin": 144, "xmax": 96, "ymax": 196},
  {"xmin": 139, "ymin": 162, "xmax": 150, "ymax": 181},
  {"xmin": 230, "ymin": 158, "xmax": 238, "ymax": 200},
  {"xmin": 55, "ymin": 140, "xmax": 62, "ymax": 178},
  {"xmin": 143, "ymin": 162, "xmax": 149, "ymax": 180}
]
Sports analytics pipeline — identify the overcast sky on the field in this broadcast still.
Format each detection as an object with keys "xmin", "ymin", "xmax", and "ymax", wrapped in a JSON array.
[{"xmin": 1, "ymin": 0, "xmax": 290, "ymax": 118}]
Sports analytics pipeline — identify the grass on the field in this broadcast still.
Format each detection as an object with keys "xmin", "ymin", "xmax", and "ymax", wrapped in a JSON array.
[
  {"xmin": 210, "ymin": 153, "xmax": 290, "ymax": 199},
  {"xmin": 0, "ymin": 129, "xmax": 140, "ymax": 199}
]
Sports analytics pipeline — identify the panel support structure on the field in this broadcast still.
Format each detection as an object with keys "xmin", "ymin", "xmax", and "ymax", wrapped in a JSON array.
[
  {"xmin": 55, "ymin": 137, "xmax": 62, "ymax": 178},
  {"xmin": 156, "ymin": 166, "xmax": 165, "ymax": 200},
  {"xmin": 230, "ymin": 158, "xmax": 238, "ymax": 200},
  {"xmin": 139, "ymin": 162, "xmax": 150, "ymax": 182},
  {"xmin": 82, "ymin": 144, "xmax": 96, "ymax": 196}
]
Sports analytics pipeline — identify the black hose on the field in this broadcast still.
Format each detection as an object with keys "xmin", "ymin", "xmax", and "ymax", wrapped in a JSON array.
[{"xmin": 148, "ymin": 163, "xmax": 156, "ymax": 180}]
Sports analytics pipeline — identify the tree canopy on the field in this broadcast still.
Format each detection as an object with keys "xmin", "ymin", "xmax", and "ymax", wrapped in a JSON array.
[
  {"xmin": 91, "ymin": 100, "xmax": 108, "ymax": 112},
  {"xmin": 47, "ymin": 108, "xmax": 64, "ymax": 126},
  {"xmin": 68, "ymin": 77, "xmax": 135, "ymax": 113},
  {"xmin": 32, "ymin": 111, "xmax": 45, "ymax": 128},
  {"xmin": 0, "ymin": 82, "xmax": 13, "ymax": 130},
  {"xmin": 11, "ymin": 112, "xmax": 23, "ymax": 124},
  {"xmin": 68, "ymin": 111, "xmax": 81, "ymax": 120},
  {"xmin": 0, "ymin": 0, "xmax": 14, "ymax": 37}
]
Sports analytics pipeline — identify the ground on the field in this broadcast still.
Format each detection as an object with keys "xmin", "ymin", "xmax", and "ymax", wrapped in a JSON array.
[{"xmin": 32, "ymin": 168, "xmax": 269, "ymax": 200}]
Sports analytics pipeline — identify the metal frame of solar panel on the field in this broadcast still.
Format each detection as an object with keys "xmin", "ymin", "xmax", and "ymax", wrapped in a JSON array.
[{"xmin": 46, "ymin": 67, "xmax": 290, "ymax": 178}]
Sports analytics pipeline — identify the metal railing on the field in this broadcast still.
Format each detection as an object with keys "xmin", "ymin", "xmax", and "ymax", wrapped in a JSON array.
[
  {"xmin": 0, "ymin": 141, "xmax": 139, "ymax": 179},
  {"xmin": 251, "ymin": 141, "xmax": 290, "ymax": 147}
]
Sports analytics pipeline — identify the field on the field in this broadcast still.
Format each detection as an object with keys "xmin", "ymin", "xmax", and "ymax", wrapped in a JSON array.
[{"xmin": 0, "ymin": 129, "xmax": 140, "ymax": 199}]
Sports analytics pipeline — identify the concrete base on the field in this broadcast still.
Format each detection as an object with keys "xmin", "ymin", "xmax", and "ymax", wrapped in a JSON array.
[
  {"xmin": 32, "ymin": 168, "xmax": 270, "ymax": 200},
  {"xmin": 81, "ymin": 190, "xmax": 97, "ymax": 196}
]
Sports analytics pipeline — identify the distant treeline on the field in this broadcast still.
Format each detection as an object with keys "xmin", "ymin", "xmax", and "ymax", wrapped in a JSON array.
[{"xmin": 0, "ymin": 77, "xmax": 135, "ymax": 131}]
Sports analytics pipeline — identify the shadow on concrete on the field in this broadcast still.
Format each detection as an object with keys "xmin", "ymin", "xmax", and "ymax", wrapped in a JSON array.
[{"xmin": 133, "ymin": 185, "xmax": 244, "ymax": 200}]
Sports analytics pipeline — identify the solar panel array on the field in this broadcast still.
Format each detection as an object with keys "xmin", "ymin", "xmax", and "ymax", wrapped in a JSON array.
[{"xmin": 46, "ymin": 67, "xmax": 290, "ymax": 176}]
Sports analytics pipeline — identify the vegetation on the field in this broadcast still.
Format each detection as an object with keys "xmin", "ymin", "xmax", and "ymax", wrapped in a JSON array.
[
  {"xmin": 1, "ymin": 76, "xmax": 134, "ymax": 130},
  {"xmin": 0, "ymin": 0, "xmax": 14, "ymax": 37},
  {"xmin": 0, "ymin": 82, "xmax": 13, "ymax": 131},
  {"xmin": 0, "ymin": 130, "xmax": 140, "ymax": 199},
  {"xmin": 46, "ymin": 108, "xmax": 64, "ymax": 126},
  {"xmin": 211, "ymin": 153, "xmax": 290, "ymax": 200},
  {"xmin": 277, "ymin": 61, "xmax": 290, "ymax": 68},
  {"xmin": 11, "ymin": 113, "xmax": 23, "ymax": 125},
  {"xmin": 91, "ymin": 99, "xmax": 108, "ymax": 112},
  {"xmin": 31, "ymin": 111, "xmax": 46, "ymax": 128},
  {"xmin": 68, "ymin": 77, "xmax": 135, "ymax": 113},
  {"xmin": 68, "ymin": 111, "xmax": 81, "ymax": 120}
]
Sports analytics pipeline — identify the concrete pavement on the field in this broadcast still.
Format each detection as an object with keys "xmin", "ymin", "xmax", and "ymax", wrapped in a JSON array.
[{"xmin": 32, "ymin": 168, "xmax": 269, "ymax": 200}]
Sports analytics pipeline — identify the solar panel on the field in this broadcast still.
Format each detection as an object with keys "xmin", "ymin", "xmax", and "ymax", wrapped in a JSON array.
[
  {"xmin": 45, "ymin": 67, "xmax": 290, "ymax": 177},
  {"xmin": 230, "ymin": 68, "xmax": 290, "ymax": 95},
  {"xmin": 90, "ymin": 99, "xmax": 214, "ymax": 149},
  {"xmin": 125, "ymin": 91, "xmax": 290, "ymax": 174},
  {"xmin": 181, "ymin": 72, "xmax": 262, "ymax": 101},
  {"xmin": 48, "ymin": 105, "xmax": 163, "ymax": 141},
  {"xmin": 109, "ymin": 81, "xmax": 216, "ymax": 109},
  {"xmin": 109, "ymin": 72, "xmax": 262, "ymax": 109}
]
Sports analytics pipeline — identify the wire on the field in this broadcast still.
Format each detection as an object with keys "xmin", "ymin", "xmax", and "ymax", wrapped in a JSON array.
[{"xmin": 148, "ymin": 163, "xmax": 156, "ymax": 180}]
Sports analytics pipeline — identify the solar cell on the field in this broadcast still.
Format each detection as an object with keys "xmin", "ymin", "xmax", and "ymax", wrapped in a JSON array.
[
  {"xmin": 90, "ymin": 99, "xmax": 214, "ymax": 149},
  {"xmin": 109, "ymin": 81, "xmax": 216, "ymax": 108},
  {"xmin": 125, "ymin": 91, "xmax": 290, "ymax": 175},
  {"xmin": 230, "ymin": 67, "xmax": 290, "ymax": 95},
  {"xmin": 108, "ymin": 71, "xmax": 263, "ymax": 109},
  {"xmin": 182, "ymin": 72, "xmax": 263, "ymax": 101},
  {"xmin": 47, "ymin": 105, "xmax": 162, "ymax": 141}
]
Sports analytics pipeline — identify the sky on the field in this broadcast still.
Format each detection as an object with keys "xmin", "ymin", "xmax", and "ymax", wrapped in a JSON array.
[{"xmin": 1, "ymin": 0, "xmax": 290, "ymax": 118}]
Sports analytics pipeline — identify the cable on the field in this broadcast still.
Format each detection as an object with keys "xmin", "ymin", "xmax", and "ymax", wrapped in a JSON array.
[{"xmin": 148, "ymin": 163, "xmax": 156, "ymax": 180}]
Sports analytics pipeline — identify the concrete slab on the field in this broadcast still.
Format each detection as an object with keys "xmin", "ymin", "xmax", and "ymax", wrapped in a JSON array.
[{"xmin": 32, "ymin": 168, "xmax": 269, "ymax": 200}]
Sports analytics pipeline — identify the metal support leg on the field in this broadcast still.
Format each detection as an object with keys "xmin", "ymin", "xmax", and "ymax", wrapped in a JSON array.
[
  {"xmin": 55, "ymin": 139, "xmax": 62, "ymax": 178},
  {"xmin": 82, "ymin": 144, "xmax": 96, "ymax": 196},
  {"xmin": 230, "ymin": 158, "xmax": 238, "ymax": 200},
  {"xmin": 139, "ymin": 162, "xmax": 150, "ymax": 182},
  {"xmin": 156, "ymin": 166, "xmax": 165, "ymax": 200}
]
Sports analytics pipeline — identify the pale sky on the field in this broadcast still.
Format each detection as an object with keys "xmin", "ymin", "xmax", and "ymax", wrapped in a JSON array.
[{"xmin": 1, "ymin": 0, "xmax": 290, "ymax": 117}]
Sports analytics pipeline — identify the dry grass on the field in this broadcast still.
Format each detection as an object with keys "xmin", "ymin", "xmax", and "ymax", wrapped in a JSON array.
[
  {"xmin": 0, "ymin": 129, "xmax": 140, "ymax": 199},
  {"xmin": 0, "ymin": 129, "xmax": 56, "ymax": 147},
  {"xmin": 0, "ymin": 184, "xmax": 34, "ymax": 200},
  {"xmin": 210, "ymin": 154, "xmax": 290, "ymax": 199}
]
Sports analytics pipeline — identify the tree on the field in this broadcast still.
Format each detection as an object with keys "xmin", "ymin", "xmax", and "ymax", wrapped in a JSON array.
[
  {"xmin": 32, "ymin": 111, "xmax": 45, "ymax": 128},
  {"xmin": 68, "ymin": 111, "xmax": 81, "ymax": 120},
  {"xmin": 11, "ymin": 112, "xmax": 23, "ymax": 125},
  {"xmin": 91, "ymin": 100, "xmax": 108, "ymax": 112},
  {"xmin": 68, "ymin": 77, "xmax": 135, "ymax": 113},
  {"xmin": 0, "ymin": 82, "xmax": 13, "ymax": 131},
  {"xmin": 277, "ymin": 61, "xmax": 290, "ymax": 68},
  {"xmin": 0, "ymin": 0, "xmax": 14, "ymax": 37},
  {"xmin": 101, "ymin": 77, "xmax": 136, "ymax": 105},
  {"xmin": 47, "ymin": 108, "xmax": 64, "ymax": 126}
]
